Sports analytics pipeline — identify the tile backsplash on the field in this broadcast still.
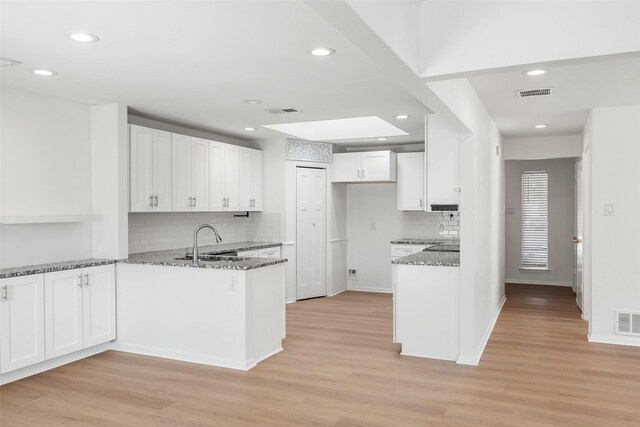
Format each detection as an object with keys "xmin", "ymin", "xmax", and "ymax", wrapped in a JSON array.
[
  {"xmin": 128, "ymin": 211, "xmax": 282, "ymax": 254},
  {"xmin": 403, "ymin": 211, "xmax": 460, "ymax": 240}
]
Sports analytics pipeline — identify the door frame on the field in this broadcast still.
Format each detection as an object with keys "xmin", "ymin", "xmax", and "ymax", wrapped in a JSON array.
[{"xmin": 284, "ymin": 160, "xmax": 333, "ymax": 303}]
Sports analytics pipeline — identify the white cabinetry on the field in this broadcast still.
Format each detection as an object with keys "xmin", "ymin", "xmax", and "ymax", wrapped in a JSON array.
[
  {"xmin": 238, "ymin": 247, "xmax": 281, "ymax": 258},
  {"xmin": 0, "ymin": 275, "xmax": 45, "ymax": 374},
  {"xmin": 397, "ymin": 153, "xmax": 425, "ymax": 211},
  {"xmin": 171, "ymin": 134, "xmax": 209, "ymax": 212},
  {"xmin": 44, "ymin": 265, "xmax": 116, "ymax": 359},
  {"xmin": 332, "ymin": 151, "xmax": 397, "ymax": 183},
  {"xmin": 130, "ymin": 125, "xmax": 172, "ymax": 212},
  {"xmin": 391, "ymin": 245, "xmax": 427, "ymax": 343},
  {"xmin": 210, "ymin": 142, "xmax": 241, "ymax": 211},
  {"xmin": 426, "ymin": 115, "xmax": 460, "ymax": 209},
  {"xmin": 242, "ymin": 148, "xmax": 262, "ymax": 211}
]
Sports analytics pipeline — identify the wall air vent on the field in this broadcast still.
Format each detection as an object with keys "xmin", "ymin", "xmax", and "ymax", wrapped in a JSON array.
[
  {"xmin": 515, "ymin": 87, "xmax": 553, "ymax": 98},
  {"xmin": 615, "ymin": 311, "xmax": 640, "ymax": 335},
  {"xmin": 265, "ymin": 108, "xmax": 301, "ymax": 114}
]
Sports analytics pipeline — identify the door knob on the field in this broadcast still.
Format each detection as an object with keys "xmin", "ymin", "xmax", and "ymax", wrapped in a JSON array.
[{"xmin": 572, "ymin": 236, "xmax": 582, "ymax": 244}]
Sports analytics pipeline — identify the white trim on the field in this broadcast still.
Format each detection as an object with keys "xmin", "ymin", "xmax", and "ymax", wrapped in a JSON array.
[
  {"xmin": 588, "ymin": 334, "xmax": 640, "ymax": 347},
  {"xmin": 282, "ymin": 241, "xmax": 295, "ymax": 246},
  {"xmin": 457, "ymin": 296, "xmax": 506, "ymax": 366},
  {"xmin": 0, "ymin": 342, "xmax": 113, "ymax": 385},
  {"xmin": 286, "ymin": 297, "xmax": 296, "ymax": 304},
  {"xmin": 518, "ymin": 267, "xmax": 550, "ymax": 272},
  {"xmin": 347, "ymin": 285, "xmax": 392, "ymax": 294},
  {"xmin": 329, "ymin": 288, "xmax": 348, "ymax": 297},
  {"xmin": 506, "ymin": 279, "xmax": 573, "ymax": 287},
  {"xmin": 330, "ymin": 237, "xmax": 348, "ymax": 243}
]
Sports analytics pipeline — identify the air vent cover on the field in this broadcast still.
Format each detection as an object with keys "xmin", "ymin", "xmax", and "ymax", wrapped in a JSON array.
[
  {"xmin": 515, "ymin": 88, "xmax": 553, "ymax": 98},
  {"xmin": 615, "ymin": 311, "xmax": 640, "ymax": 335},
  {"xmin": 265, "ymin": 108, "xmax": 301, "ymax": 114}
]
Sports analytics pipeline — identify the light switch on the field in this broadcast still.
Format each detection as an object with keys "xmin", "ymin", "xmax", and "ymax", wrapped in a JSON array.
[{"xmin": 605, "ymin": 203, "xmax": 615, "ymax": 216}]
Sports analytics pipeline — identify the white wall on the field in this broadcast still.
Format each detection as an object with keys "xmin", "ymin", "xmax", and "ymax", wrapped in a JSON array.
[
  {"xmin": 587, "ymin": 105, "xmax": 640, "ymax": 346},
  {"xmin": 0, "ymin": 87, "xmax": 93, "ymax": 267},
  {"xmin": 426, "ymin": 78, "xmax": 505, "ymax": 365},
  {"xmin": 505, "ymin": 158, "xmax": 576, "ymax": 287},
  {"xmin": 420, "ymin": 1, "xmax": 640, "ymax": 78},
  {"xmin": 504, "ymin": 135, "xmax": 582, "ymax": 160}
]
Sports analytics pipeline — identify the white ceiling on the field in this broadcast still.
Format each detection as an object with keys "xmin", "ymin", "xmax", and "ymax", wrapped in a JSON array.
[
  {"xmin": 468, "ymin": 55, "xmax": 640, "ymax": 138},
  {"xmin": 0, "ymin": 1, "xmax": 428, "ymax": 146}
]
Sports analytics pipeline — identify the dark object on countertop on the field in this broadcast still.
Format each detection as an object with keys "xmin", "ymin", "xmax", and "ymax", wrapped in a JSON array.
[{"xmin": 430, "ymin": 204, "xmax": 458, "ymax": 212}]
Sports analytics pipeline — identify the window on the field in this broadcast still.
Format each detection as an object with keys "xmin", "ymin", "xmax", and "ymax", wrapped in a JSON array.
[{"xmin": 521, "ymin": 171, "xmax": 548, "ymax": 269}]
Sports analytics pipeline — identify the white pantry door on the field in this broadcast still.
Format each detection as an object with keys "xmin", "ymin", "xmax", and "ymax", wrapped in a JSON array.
[{"xmin": 296, "ymin": 167, "xmax": 327, "ymax": 300}]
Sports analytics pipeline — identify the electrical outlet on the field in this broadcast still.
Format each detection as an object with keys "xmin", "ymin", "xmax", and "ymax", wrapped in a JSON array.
[
  {"xmin": 605, "ymin": 203, "xmax": 615, "ymax": 216},
  {"xmin": 348, "ymin": 269, "xmax": 358, "ymax": 280}
]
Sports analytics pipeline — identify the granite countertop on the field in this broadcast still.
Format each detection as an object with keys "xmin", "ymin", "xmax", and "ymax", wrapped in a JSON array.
[
  {"xmin": 392, "ymin": 250, "xmax": 460, "ymax": 267},
  {"xmin": 196, "ymin": 241, "xmax": 282, "ymax": 254},
  {"xmin": 0, "ymin": 259, "xmax": 116, "ymax": 279},
  {"xmin": 391, "ymin": 238, "xmax": 459, "ymax": 245}
]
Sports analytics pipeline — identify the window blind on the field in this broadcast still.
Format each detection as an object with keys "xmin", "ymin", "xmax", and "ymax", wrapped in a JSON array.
[{"xmin": 521, "ymin": 171, "xmax": 548, "ymax": 268}]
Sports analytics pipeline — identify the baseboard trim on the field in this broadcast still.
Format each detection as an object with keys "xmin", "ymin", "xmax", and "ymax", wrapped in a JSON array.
[
  {"xmin": 457, "ymin": 295, "xmax": 507, "ymax": 366},
  {"xmin": 505, "ymin": 279, "xmax": 573, "ymax": 287},
  {"xmin": 0, "ymin": 342, "xmax": 113, "ymax": 385},
  {"xmin": 588, "ymin": 334, "xmax": 640, "ymax": 347},
  {"xmin": 329, "ymin": 288, "xmax": 347, "ymax": 297},
  {"xmin": 347, "ymin": 286, "xmax": 392, "ymax": 294}
]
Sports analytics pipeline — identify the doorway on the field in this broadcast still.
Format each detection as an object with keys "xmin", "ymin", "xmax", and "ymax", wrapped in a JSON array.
[
  {"xmin": 574, "ymin": 159, "xmax": 584, "ymax": 312},
  {"xmin": 296, "ymin": 167, "xmax": 327, "ymax": 300}
]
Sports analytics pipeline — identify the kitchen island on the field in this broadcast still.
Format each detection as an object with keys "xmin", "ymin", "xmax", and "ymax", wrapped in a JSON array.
[{"xmin": 114, "ymin": 242, "xmax": 286, "ymax": 371}]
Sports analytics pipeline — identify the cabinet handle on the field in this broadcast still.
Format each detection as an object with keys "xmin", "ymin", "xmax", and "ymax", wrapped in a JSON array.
[
  {"xmin": 154, "ymin": 195, "xmax": 159, "ymax": 207},
  {"xmin": 1, "ymin": 285, "xmax": 7, "ymax": 302},
  {"xmin": 193, "ymin": 196, "xmax": 197, "ymax": 207},
  {"xmin": 84, "ymin": 273, "xmax": 89, "ymax": 287},
  {"xmin": 420, "ymin": 198, "xmax": 423, "ymax": 207},
  {"xmin": 77, "ymin": 275, "xmax": 83, "ymax": 288},
  {"xmin": 188, "ymin": 197, "xmax": 192, "ymax": 207},
  {"xmin": 148, "ymin": 195, "xmax": 154, "ymax": 207}
]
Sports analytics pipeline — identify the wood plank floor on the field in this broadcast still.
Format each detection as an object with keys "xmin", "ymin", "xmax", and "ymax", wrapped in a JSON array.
[{"xmin": 2, "ymin": 285, "xmax": 640, "ymax": 426}]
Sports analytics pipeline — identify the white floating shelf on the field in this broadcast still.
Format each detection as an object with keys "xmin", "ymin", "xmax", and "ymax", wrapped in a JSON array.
[{"xmin": 0, "ymin": 215, "xmax": 102, "ymax": 225}]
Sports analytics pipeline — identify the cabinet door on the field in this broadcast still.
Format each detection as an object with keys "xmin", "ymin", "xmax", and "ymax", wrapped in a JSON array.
[
  {"xmin": 258, "ymin": 247, "xmax": 281, "ymax": 258},
  {"xmin": 362, "ymin": 151, "xmax": 396, "ymax": 182},
  {"xmin": 397, "ymin": 153, "xmax": 424, "ymax": 211},
  {"xmin": 209, "ymin": 141, "xmax": 226, "ymax": 211},
  {"xmin": 171, "ymin": 133, "xmax": 192, "ymax": 212},
  {"xmin": 238, "ymin": 249, "xmax": 260, "ymax": 257},
  {"xmin": 130, "ymin": 125, "xmax": 154, "ymax": 212},
  {"xmin": 426, "ymin": 115, "xmax": 460, "ymax": 208},
  {"xmin": 0, "ymin": 275, "xmax": 45, "ymax": 374},
  {"xmin": 238, "ymin": 147, "xmax": 252, "ymax": 211},
  {"xmin": 224, "ymin": 145, "xmax": 241, "ymax": 210},
  {"xmin": 82, "ymin": 265, "xmax": 116, "ymax": 348},
  {"xmin": 190, "ymin": 137, "xmax": 209, "ymax": 212},
  {"xmin": 249, "ymin": 149, "xmax": 263, "ymax": 211},
  {"xmin": 331, "ymin": 153, "xmax": 361, "ymax": 182},
  {"xmin": 44, "ymin": 269, "xmax": 84, "ymax": 359},
  {"xmin": 153, "ymin": 129, "xmax": 173, "ymax": 211}
]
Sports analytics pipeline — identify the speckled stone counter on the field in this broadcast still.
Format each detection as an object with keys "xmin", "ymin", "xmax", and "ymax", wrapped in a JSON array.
[
  {"xmin": 390, "ymin": 238, "xmax": 459, "ymax": 245},
  {"xmin": 392, "ymin": 251, "xmax": 460, "ymax": 267},
  {"xmin": 0, "ymin": 259, "xmax": 116, "ymax": 279},
  {"xmin": 121, "ymin": 242, "xmax": 285, "ymax": 271}
]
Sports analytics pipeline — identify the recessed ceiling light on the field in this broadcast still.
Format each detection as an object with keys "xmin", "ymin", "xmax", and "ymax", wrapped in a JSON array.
[
  {"xmin": 244, "ymin": 127, "xmax": 256, "ymax": 132},
  {"xmin": 395, "ymin": 114, "xmax": 409, "ymax": 119},
  {"xmin": 524, "ymin": 69, "xmax": 546, "ymax": 76},
  {"xmin": 377, "ymin": 137, "xmax": 388, "ymax": 141},
  {"xmin": 31, "ymin": 69, "xmax": 57, "ymax": 76},
  {"xmin": 310, "ymin": 47, "xmax": 335, "ymax": 57},
  {"xmin": 534, "ymin": 124, "xmax": 547, "ymax": 129},
  {"xmin": 243, "ymin": 99, "xmax": 262, "ymax": 105},
  {"xmin": 67, "ymin": 32, "xmax": 99, "ymax": 43}
]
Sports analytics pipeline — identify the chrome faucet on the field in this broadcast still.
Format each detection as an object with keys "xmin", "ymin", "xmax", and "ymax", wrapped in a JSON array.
[{"xmin": 192, "ymin": 224, "xmax": 223, "ymax": 265}]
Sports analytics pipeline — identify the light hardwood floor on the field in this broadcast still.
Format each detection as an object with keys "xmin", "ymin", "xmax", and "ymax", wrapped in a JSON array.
[{"xmin": 2, "ymin": 285, "xmax": 640, "ymax": 426}]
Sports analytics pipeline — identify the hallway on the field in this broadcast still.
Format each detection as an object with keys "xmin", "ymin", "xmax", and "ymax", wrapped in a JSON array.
[{"xmin": 2, "ymin": 286, "xmax": 640, "ymax": 426}]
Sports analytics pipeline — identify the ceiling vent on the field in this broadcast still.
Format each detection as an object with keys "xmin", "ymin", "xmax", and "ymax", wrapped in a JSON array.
[
  {"xmin": 265, "ymin": 108, "xmax": 301, "ymax": 114},
  {"xmin": 615, "ymin": 311, "xmax": 640, "ymax": 335},
  {"xmin": 0, "ymin": 58, "xmax": 22, "ymax": 67},
  {"xmin": 515, "ymin": 87, "xmax": 553, "ymax": 98}
]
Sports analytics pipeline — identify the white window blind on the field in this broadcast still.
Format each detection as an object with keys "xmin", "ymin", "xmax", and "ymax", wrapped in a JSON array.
[{"xmin": 521, "ymin": 171, "xmax": 548, "ymax": 268}]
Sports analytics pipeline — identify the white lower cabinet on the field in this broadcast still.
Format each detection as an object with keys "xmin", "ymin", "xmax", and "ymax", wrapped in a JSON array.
[
  {"xmin": 391, "ymin": 245, "xmax": 427, "ymax": 343},
  {"xmin": 45, "ymin": 265, "xmax": 116, "ymax": 359},
  {"xmin": 238, "ymin": 247, "xmax": 281, "ymax": 258},
  {"xmin": 0, "ymin": 274, "xmax": 46, "ymax": 374}
]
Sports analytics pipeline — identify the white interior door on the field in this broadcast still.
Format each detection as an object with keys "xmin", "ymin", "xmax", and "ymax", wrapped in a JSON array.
[
  {"xmin": 44, "ymin": 269, "xmax": 84, "ymax": 359},
  {"xmin": 83, "ymin": 265, "xmax": 117, "ymax": 348},
  {"xmin": 296, "ymin": 167, "xmax": 327, "ymax": 300},
  {"xmin": 575, "ymin": 159, "xmax": 584, "ymax": 311}
]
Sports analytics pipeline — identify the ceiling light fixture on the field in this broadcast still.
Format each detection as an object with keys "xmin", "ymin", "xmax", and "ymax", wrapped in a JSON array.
[
  {"xmin": 524, "ymin": 69, "xmax": 546, "ymax": 76},
  {"xmin": 395, "ymin": 114, "xmax": 409, "ymax": 119},
  {"xmin": 310, "ymin": 47, "xmax": 335, "ymax": 57},
  {"xmin": 31, "ymin": 69, "xmax": 57, "ymax": 76},
  {"xmin": 244, "ymin": 127, "xmax": 256, "ymax": 131},
  {"xmin": 377, "ymin": 137, "xmax": 388, "ymax": 141},
  {"xmin": 67, "ymin": 32, "xmax": 100, "ymax": 43},
  {"xmin": 243, "ymin": 99, "xmax": 262, "ymax": 105},
  {"xmin": 534, "ymin": 124, "xmax": 547, "ymax": 129}
]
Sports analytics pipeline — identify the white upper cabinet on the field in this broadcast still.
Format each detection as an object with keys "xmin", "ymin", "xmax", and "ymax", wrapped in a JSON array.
[
  {"xmin": 130, "ymin": 125, "xmax": 172, "ymax": 212},
  {"xmin": 332, "ymin": 151, "xmax": 397, "ymax": 183},
  {"xmin": 209, "ymin": 141, "xmax": 226, "ymax": 210},
  {"xmin": 397, "ymin": 153, "xmax": 425, "ymax": 211},
  {"xmin": 426, "ymin": 115, "xmax": 460, "ymax": 209},
  {"xmin": 249, "ymin": 149, "xmax": 263, "ymax": 211},
  {"xmin": 171, "ymin": 134, "xmax": 209, "ymax": 212},
  {"xmin": 0, "ymin": 274, "xmax": 46, "ymax": 374}
]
